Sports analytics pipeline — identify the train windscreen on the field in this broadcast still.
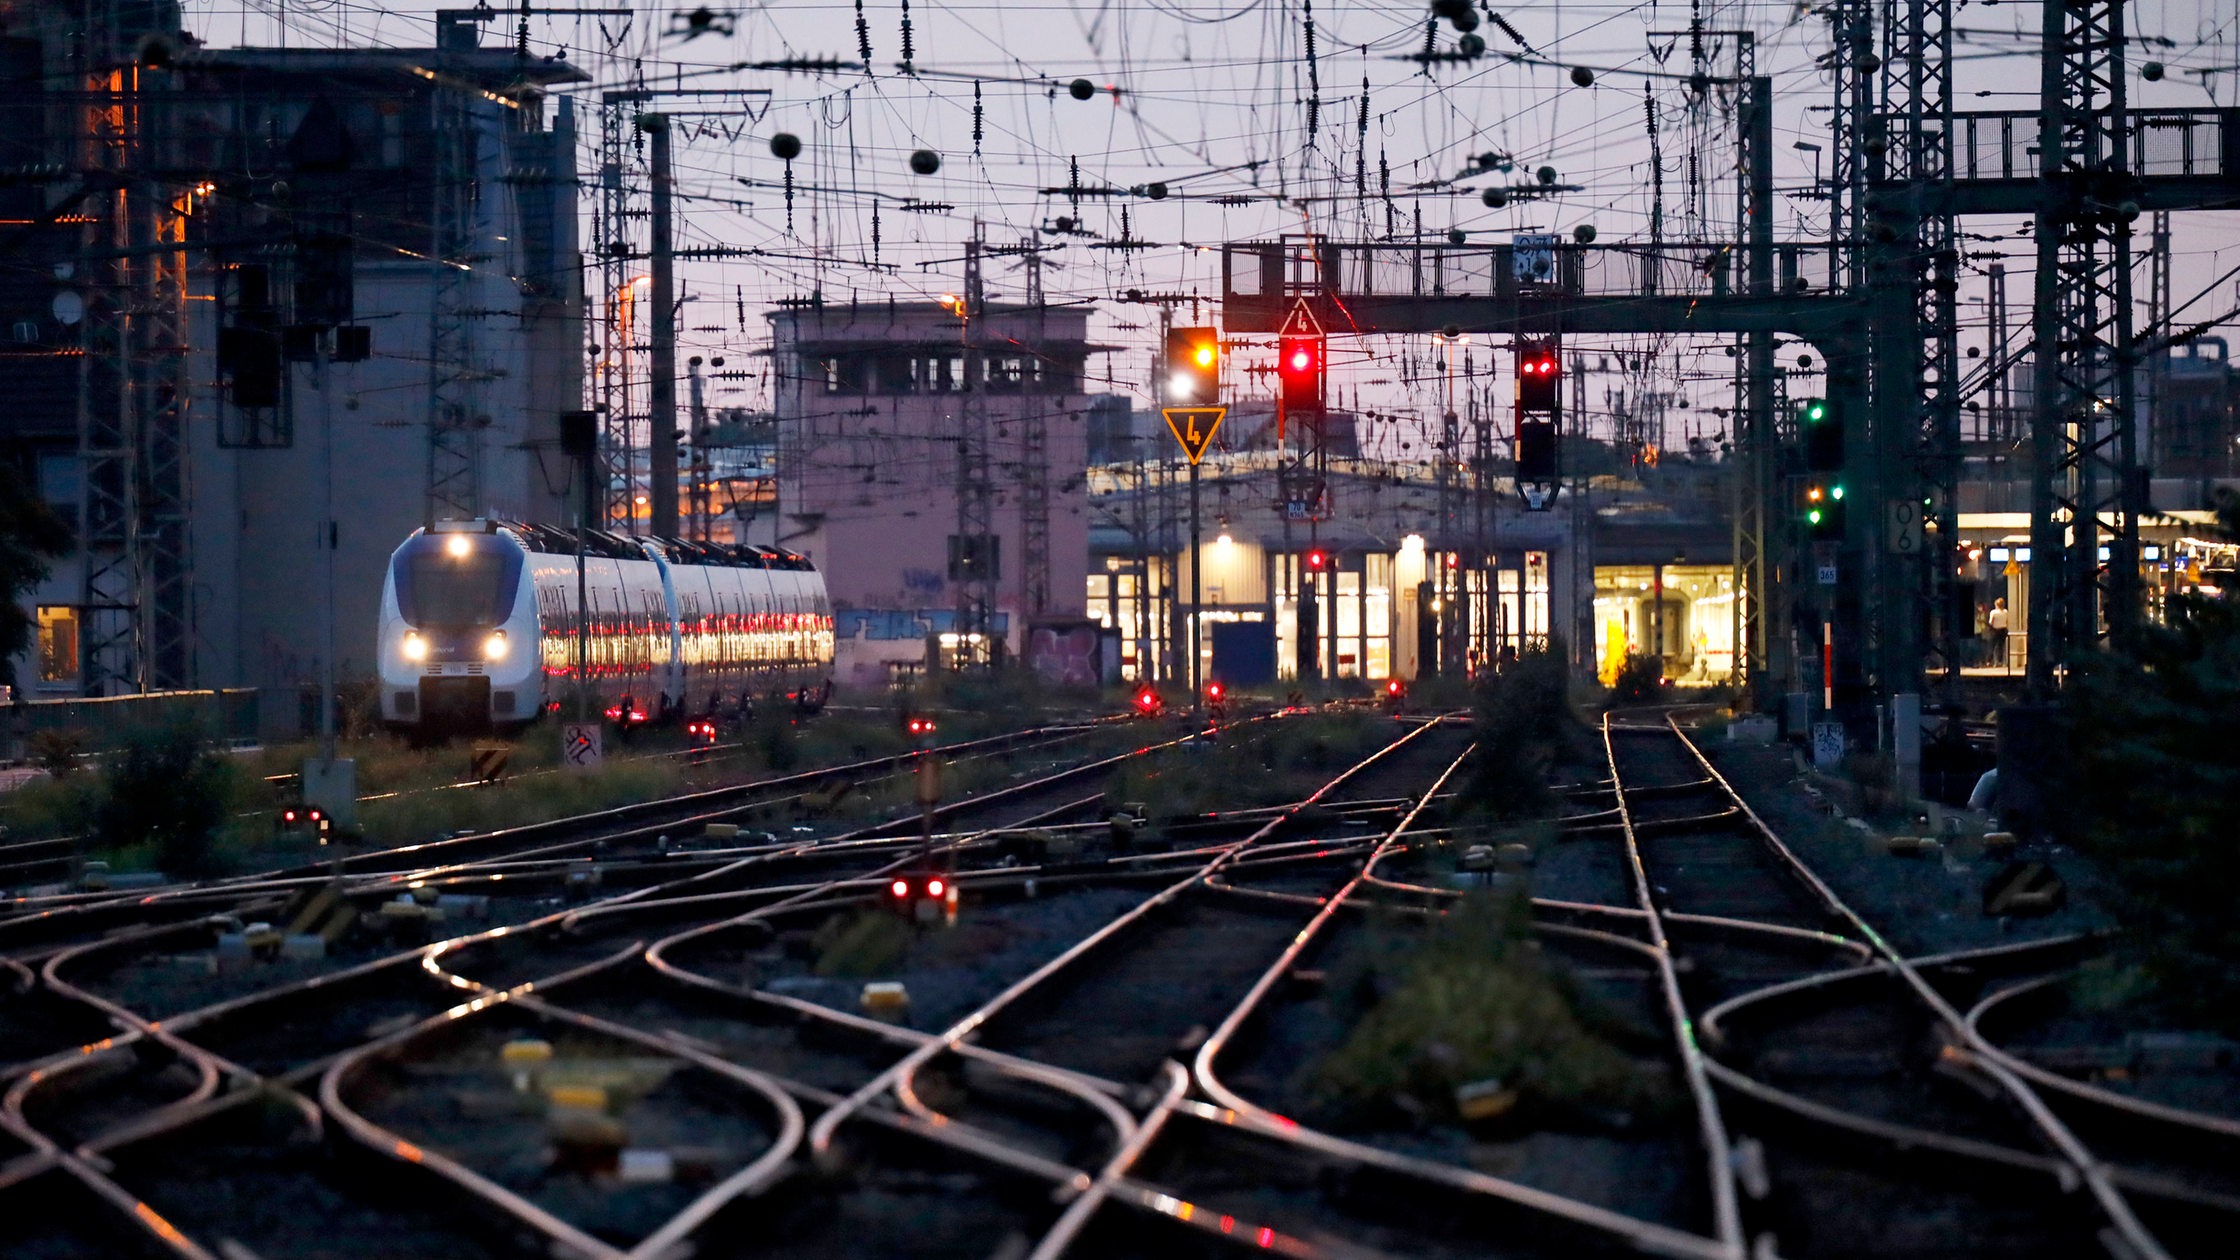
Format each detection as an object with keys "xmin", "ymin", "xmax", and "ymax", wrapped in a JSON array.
[{"xmin": 394, "ymin": 535, "xmax": 520, "ymax": 627}]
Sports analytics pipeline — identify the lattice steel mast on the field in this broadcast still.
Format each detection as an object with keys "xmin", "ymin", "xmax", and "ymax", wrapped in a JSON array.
[
  {"xmin": 424, "ymin": 76, "xmax": 484, "ymax": 523},
  {"xmin": 2026, "ymin": 0, "xmax": 2143, "ymax": 690}
]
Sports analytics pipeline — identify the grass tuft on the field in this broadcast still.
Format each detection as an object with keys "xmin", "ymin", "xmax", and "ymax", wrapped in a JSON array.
[
  {"xmin": 812, "ymin": 909, "xmax": 913, "ymax": 977},
  {"xmin": 1301, "ymin": 893, "xmax": 1673, "ymax": 1130},
  {"xmin": 1101, "ymin": 712, "xmax": 1395, "ymax": 822}
]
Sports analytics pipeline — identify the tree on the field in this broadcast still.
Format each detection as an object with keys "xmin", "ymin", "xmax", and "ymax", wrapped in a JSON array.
[
  {"xmin": 0, "ymin": 456, "xmax": 73, "ymax": 671},
  {"xmin": 2061, "ymin": 494, "xmax": 2240, "ymax": 1020}
]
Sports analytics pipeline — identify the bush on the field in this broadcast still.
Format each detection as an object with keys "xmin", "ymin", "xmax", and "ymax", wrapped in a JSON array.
[
  {"xmin": 91, "ymin": 724, "xmax": 235, "ymax": 876},
  {"xmin": 753, "ymin": 711, "xmax": 802, "ymax": 772},
  {"xmin": 1469, "ymin": 643, "xmax": 1579, "ymax": 819},
  {"xmin": 28, "ymin": 728, "xmax": 84, "ymax": 779},
  {"xmin": 1608, "ymin": 651, "xmax": 1667, "ymax": 706}
]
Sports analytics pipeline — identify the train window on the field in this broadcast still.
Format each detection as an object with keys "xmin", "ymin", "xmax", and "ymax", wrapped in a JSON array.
[{"xmin": 396, "ymin": 536, "xmax": 518, "ymax": 627}]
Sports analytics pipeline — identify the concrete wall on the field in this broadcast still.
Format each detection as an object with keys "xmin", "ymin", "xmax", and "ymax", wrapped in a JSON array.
[{"xmin": 771, "ymin": 303, "xmax": 1102, "ymax": 692}]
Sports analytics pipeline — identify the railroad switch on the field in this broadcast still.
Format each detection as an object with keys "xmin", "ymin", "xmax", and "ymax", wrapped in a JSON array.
[{"xmin": 1983, "ymin": 860, "xmax": 2065, "ymax": 917}]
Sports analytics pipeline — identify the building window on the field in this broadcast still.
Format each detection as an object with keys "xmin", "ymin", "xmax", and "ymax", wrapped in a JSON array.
[
  {"xmin": 36, "ymin": 453, "xmax": 81, "ymax": 532},
  {"xmin": 36, "ymin": 606, "xmax": 78, "ymax": 686}
]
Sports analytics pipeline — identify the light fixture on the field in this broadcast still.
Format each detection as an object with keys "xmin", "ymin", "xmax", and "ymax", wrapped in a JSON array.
[
  {"xmin": 402, "ymin": 632, "xmax": 428, "ymax": 661},
  {"xmin": 446, "ymin": 534, "xmax": 471, "ymax": 558},
  {"xmin": 483, "ymin": 631, "xmax": 509, "ymax": 661}
]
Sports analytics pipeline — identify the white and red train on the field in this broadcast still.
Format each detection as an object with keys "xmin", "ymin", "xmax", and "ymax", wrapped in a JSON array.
[{"xmin": 378, "ymin": 519, "xmax": 834, "ymax": 735}]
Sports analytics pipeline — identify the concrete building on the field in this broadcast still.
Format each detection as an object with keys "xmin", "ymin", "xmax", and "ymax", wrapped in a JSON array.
[
  {"xmin": 3, "ymin": 3, "xmax": 587, "ymax": 716},
  {"xmin": 768, "ymin": 299, "xmax": 1109, "ymax": 691},
  {"xmin": 2147, "ymin": 338, "xmax": 2239, "ymax": 480}
]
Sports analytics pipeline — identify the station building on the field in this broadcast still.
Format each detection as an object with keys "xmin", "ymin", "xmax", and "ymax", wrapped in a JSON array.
[
  {"xmin": 766, "ymin": 299, "xmax": 1112, "ymax": 691},
  {"xmin": 1085, "ymin": 452, "xmax": 1737, "ymax": 688}
]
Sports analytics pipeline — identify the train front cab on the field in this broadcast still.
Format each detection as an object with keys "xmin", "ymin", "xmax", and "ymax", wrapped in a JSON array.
[{"xmin": 380, "ymin": 522, "xmax": 539, "ymax": 735}]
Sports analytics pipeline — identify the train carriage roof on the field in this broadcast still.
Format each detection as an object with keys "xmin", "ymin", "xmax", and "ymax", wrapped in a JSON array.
[{"xmin": 489, "ymin": 522, "xmax": 816, "ymax": 571}]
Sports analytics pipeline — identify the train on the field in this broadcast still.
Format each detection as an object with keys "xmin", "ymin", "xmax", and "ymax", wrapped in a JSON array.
[{"xmin": 378, "ymin": 519, "xmax": 834, "ymax": 736}]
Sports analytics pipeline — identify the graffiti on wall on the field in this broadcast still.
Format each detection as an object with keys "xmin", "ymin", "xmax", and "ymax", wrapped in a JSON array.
[
  {"xmin": 835, "ymin": 609, "xmax": 1013, "ymax": 642},
  {"xmin": 1025, "ymin": 621, "xmax": 1102, "ymax": 687}
]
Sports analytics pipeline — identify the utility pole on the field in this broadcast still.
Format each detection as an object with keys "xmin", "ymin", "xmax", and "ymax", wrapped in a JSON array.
[
  {"xmin": 1438, "ymin": 333, "xmax": 1467, "ymax": 676},
  {"xmin": 687, "ymin": 354, "xmax": 711, "ymax": 540},
  {"xmin": 1987, "ymin": 263, "xmax": 2012, "ymax": 443},
  {"xmin": 1188, "ymin": 441, "xmax": 1202, "ymax": 713},
  {"xmin": 425, "ymin": 77, "xmax": 483, "ymax": 523},
  {"xmin": 954, "ymin": 228, "xmax": 996, "ymax": 666},
  {"xmin": 1827, "ymin": 1, "xmax": 1872, "ymax": 295},
  {"xmin": 1741, "ymin": 74, "xmax": 1781, "ymax": 703},
  {"xmin": 646, "ymin": 114, "xmax": 679, "ymax": 538},
  {"xmin": 1018, "ymin": 238, "xmax": 1052, "ymax": 619},
  {"xmin": 1471, "ymin": 357, "xmax": 1492, "ymax": 665},
  {"xmin": 2146, "ymin": 211, "xmax": 2171, "ymax": 474},
  {"xmin": 596, "ymin": 99, "xmax": 632, "ymax": 530}
]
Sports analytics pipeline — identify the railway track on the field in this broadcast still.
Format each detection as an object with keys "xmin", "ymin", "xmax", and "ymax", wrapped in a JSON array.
[
  {"xmin": 1603, "ymin": 716, "xmax": 2238, "ymax": 1260},
  {"xmin": 1, "ymin": 704, "xmax": 2233, "ymax": 1257}
]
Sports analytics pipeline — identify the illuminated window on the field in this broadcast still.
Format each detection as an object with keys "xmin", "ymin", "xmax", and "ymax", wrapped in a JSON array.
[{"xmin": 36, "ymin": 606, "xmax": 78, "ymax": 685}]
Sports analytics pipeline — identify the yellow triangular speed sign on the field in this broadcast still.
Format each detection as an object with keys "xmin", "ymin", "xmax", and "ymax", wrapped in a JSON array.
[{"xmin": 1162, "ymin": 406, "xmax": 1227, "ymax": 464}]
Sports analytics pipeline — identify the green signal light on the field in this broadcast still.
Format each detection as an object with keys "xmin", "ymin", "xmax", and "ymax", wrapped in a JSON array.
[
  {"xmin": 1807, "ymin": 509, "xmax": 1823, "ymax": 525},
  {"xmin": 1804, "ymin": 402, "xmax": 1826, "ymax": 421},
  {"xmin": 1831, "ymin": 485, "xmax": 1845, "ymax": 500}
]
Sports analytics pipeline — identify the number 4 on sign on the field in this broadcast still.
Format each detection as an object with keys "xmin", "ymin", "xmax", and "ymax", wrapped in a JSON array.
[{"xmin": 1162, "ymin": 407, "xmax": 1226, "ymax": 465}]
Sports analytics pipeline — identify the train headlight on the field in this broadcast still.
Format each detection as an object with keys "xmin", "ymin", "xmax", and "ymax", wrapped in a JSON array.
[
  {"xmin": 402, "ymin": 632, "xmax": 428, "ymax": 661},
  {"xmin": 483, "ymin": 631, "xmax": 509, "ymax": 661}
]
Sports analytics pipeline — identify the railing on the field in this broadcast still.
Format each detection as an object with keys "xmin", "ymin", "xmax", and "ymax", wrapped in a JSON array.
[
  {"xmin": 1226, "ymin": 238, "xmax": 1844, "ymax": 304},
  {"xmin": 1929, "ymin": 107, "xmax": 2238, "ymax": 184}
]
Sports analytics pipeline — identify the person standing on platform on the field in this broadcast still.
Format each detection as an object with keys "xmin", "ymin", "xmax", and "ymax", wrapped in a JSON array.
[{"xmin": 1987, "ymin": 597, "xmax": 2011, "ymax": 670}]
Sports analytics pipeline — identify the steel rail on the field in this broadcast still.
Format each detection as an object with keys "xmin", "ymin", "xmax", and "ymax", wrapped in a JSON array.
[
  {"xmin": 1178, "ymin": 745, "xmax": 1732, "ymax": 1260},
  {"xmin": 1966, "ymin": 971, "xmax": 2240, "ymax": 1141},
  {"xmin": 1159, "ymin": 1096, "xmax": 1730, "ymax": 1260},
  {"xmin": 0, "ymin": 744, "xmax": 1111, "ymax": 1254},
  {"xmin": 571, "ymin": 724, "xmax": 1215, "ymax": 915},
  {"xmin": 254, "ymin": 719, "xmax": 1107, "ymax": 881},
  {"xmin": 796, "ymin": 718, "xmax": 1450, "ymax": 1167},
  {"xmin": 315, "ymin": 938, "xmax": 655, "ymax": 1260},
  {"xmin": 1601, "ymin": 717, "xmax": 1748, "ymax": 1259},
  {"xmin": 1655, "ymin": 716, "xmax": 2174, "ymax": 1260},
  {"xmin": 1028, "ymin": 1060, "xmax": 1194, "ymax": 1260},
  {"xmin": 0, "ymin": 718, "xmax": 1114, "ymax": 923}
]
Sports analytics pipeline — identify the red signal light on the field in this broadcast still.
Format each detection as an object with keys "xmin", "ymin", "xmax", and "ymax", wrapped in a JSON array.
[
  {"xmin": 1206, "ymin": 681, "xmax": 1224, "ymax": 700},
  {"xmin": 890, "ymin": 879, "xmax": 909, "ymax": 899},
  {"xmin": 282, "ymin": 809, "xmax": 298, "ymax": 824},
  {"xmin": 1278, "ymin": 334, "xmax": 1324, "ymax": 408},
  {"xmin": 1387, "ymin": 679, "xmax": 1403, "ymax": 696},
  {"xmin": 927, "ymin": 878, "xmax": 945, "ymax": 898},
  {"xmin": 1517, "ymin": 339, "xmax": 1562, "ymax": 410},
  {"xmin": 1305, "ymin": 549, "xmax": 1327, "ymax": 571}
]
